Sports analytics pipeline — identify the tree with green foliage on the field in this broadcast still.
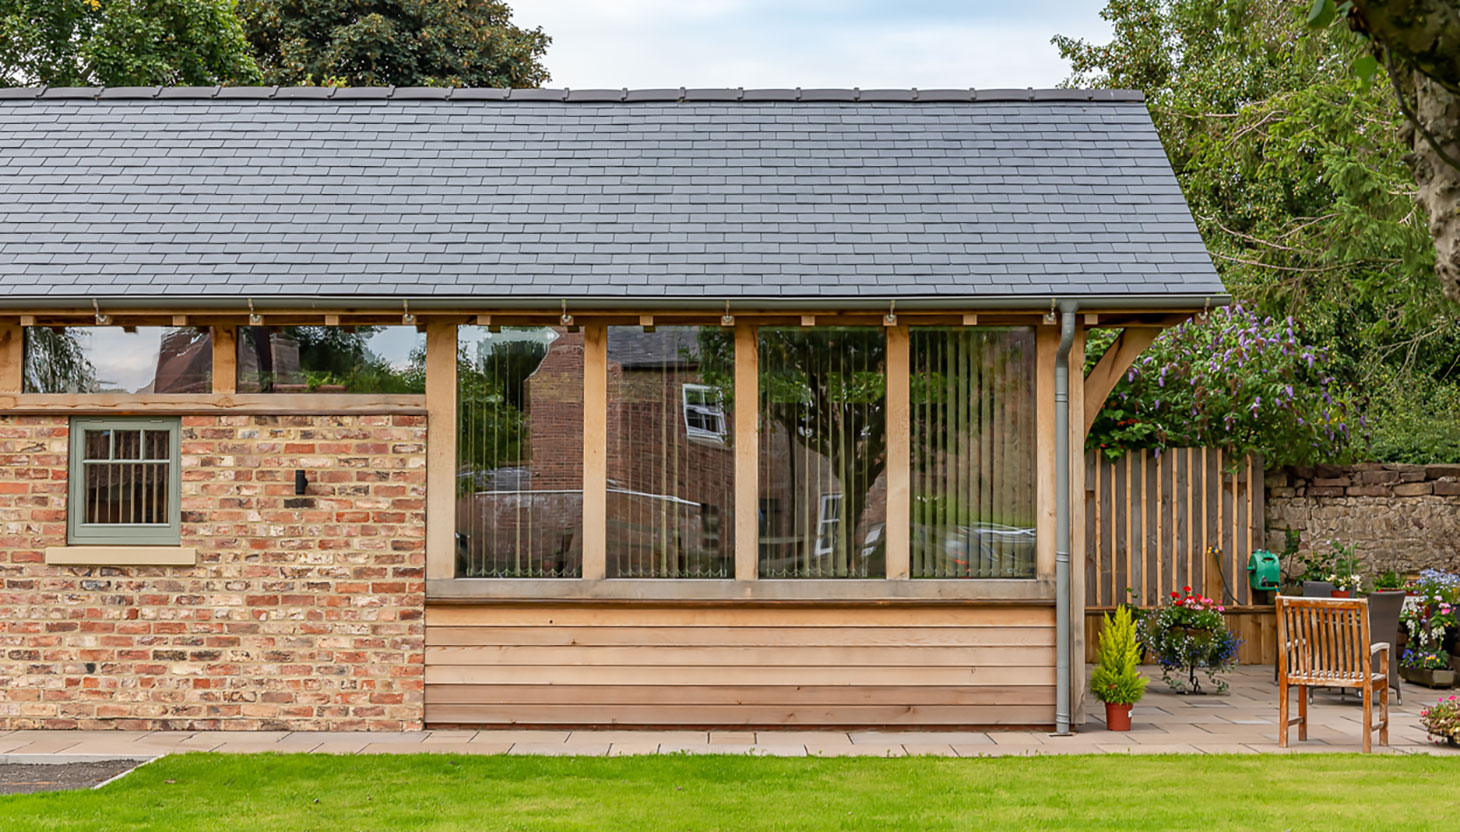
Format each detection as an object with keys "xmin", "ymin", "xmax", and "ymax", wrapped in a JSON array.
[
  {"xmin": 1307, "ymin": 0, "xmax": 1460, "ymax": 305},
  {"xmin": 0, "ymin": 0, "xmax": 260, "ymax": 86},
  {"xmin": 456, "ymin": 336, "xmax": 546, "ymax": 475},
  {"xmin": 240, "ymin": 0, "xmax": 550, "ymax": 87},
  {"xmin": 21, "ymin": 328, "xmax": 94, "ymax": 392},
  {"xmin": 1056, "ymin": 0, "xmax": 1460, "ymax": 463},
  {"xmin": 697, "ymin": 327, "xmax": 887, "ymax": 571}
]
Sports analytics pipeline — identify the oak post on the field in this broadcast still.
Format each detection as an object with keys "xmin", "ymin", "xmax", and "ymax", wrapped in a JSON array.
[
  {"xmin": 1034, "ymin": 326, "xmax": 1058, "ymax": 580},
  {"xmin": 0, "ymin": 322, "xmax": 21, "ymax": 393},
  {"xmin": 211, "ymin": 326, "xmax": 237, "ymax": 394},
  {"xmin": 734, "ymin": 322, "xmax": 759, "ymax": 581},
  {"xmin": 425, "ymin": 323, "xmax": 457, "ymax": 581},
  {"xmin": 582, "ymin": 323, "xmax": 608, "ymax": 581},
  {"xmin": 885, "ymin": 324, "xmax": 910, "ymax": 580}
]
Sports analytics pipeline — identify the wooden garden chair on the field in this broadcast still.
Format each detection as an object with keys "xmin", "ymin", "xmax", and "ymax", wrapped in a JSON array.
[{"xmin": 1276, "ymin": 596, "xmax": 1390, "ymax": 752}]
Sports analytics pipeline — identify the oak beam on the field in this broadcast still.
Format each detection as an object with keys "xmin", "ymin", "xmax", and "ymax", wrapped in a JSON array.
[
  {"xmin": 1082, "ymin": 327, "xmax": 1162, "ymax": 435},
  {"xmin": 0, "ymin": 393, "xmax": 426, "ymax": 415}
]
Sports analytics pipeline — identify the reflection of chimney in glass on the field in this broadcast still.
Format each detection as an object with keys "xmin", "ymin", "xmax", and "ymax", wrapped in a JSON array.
[
  {"xmin": 151, "ymin": 328, "xmax": 214, "ymax": 393},
  {"xmin": 235, "ymin": 328, "xmax": 303, "ymax": 392}
]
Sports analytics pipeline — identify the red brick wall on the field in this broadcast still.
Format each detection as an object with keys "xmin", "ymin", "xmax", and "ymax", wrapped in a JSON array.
[{"xmin": 0, "ymin": 414, "xmax": 426, "ymax": 731}]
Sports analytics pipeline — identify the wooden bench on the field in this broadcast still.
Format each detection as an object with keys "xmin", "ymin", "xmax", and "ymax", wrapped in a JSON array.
[{"xmin": 1276, "ymin": 596, "xmax": 1390, "ymax": 752}]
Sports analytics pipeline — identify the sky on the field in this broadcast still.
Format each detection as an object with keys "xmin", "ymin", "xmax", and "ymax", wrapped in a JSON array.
[{"xmin": 508, "ymin": 0, "xmax": 1111, "ymax": 90}]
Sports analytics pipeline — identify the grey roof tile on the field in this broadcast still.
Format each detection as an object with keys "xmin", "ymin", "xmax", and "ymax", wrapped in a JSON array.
[{"xmin": 0, "ymin": 90, "xmax": 1221, "ymax": 302}]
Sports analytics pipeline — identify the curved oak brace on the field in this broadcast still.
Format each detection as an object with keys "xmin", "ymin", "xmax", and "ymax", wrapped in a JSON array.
[{"xmin": 1081, "ymin": 326, "xmax": 1162, "ymax": 436}]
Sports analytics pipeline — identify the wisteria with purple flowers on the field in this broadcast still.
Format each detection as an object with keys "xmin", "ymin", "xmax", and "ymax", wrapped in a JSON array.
[{"xmin": 1087, "ymin": 304, "xmax": 1356, "ymax": 467}]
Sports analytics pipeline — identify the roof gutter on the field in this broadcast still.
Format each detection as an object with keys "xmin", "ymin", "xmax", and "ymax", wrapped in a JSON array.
[{"xmin": 0, "ymin": 293, "xmax": 1230, "ymax": 312}]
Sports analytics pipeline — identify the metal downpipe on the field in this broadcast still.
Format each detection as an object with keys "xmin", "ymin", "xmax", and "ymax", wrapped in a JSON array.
[{"xmin": 1054, "ymin": 302, "xmax": 1078, "ymax": 735}]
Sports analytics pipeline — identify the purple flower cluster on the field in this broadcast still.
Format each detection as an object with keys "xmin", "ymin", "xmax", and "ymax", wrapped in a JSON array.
[{"xmin": 1092, "ymin": 303, "xmax": 1353, "ymax": 467}]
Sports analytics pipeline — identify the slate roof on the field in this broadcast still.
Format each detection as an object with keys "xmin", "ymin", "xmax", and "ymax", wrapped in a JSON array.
[
  {"xmin": 0, "ymin": 86, "xmax": 1224, "ymax": 308},
  {"xmin": 607, "ymin": 326, "xmax": 702, "ymax": 369}
]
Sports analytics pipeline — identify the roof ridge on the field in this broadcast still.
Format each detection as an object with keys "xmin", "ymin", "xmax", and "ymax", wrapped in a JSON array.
[{"xmin": 0, "ymin": 85, "xmax": 1145, "ymax": 104}]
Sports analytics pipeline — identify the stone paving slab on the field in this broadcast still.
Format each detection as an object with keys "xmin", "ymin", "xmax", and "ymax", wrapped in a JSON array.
[
  {"xmin": 509, "ymin": 742, "xmax": 610, "ymax": 757},
  {"xmin": 805, "ymin": 742, "xmax": 905, "ymax": 757},
  {"xmin": 472, "ymin": 731, "xmax": 570, "ymax": 745},
  {"xmin": 575, "ymin": 731, "xmax": 709, "ymax": 745},
  {"xmin": 607, "ymin": 742, "xmax": 662, "ymax": 757},
  {"xmin": 6, "ymin": 668, "xmax": 1460, "ymax": 758}
]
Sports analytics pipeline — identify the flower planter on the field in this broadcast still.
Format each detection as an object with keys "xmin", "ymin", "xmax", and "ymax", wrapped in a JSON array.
[
  {"xmin": 1330, "ymin": 590, "xmax": 1352, "ymax": 598},
  {"xmin": 1401, "ymin": 666, "xmax": 1457, "ymax": 688},
  {"xmin": 1104, "ymin": 702, "xmax": 1133, "ymax": 732}
]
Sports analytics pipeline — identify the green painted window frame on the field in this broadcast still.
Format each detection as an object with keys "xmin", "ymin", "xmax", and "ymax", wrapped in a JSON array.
[{"xmin": 67, "ymin": 417, "xmax": 182, "ymax": 546}]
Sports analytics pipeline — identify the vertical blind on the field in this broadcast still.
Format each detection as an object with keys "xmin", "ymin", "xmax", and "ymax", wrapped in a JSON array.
[
  {"xmin": 757, "ymin": 327, "xmax": 886, "ymax": 579},
  {"xmin": 910, "ymin": 327, "xmax": 1037, "ymax": 579},
  {"xmin": 605, "ymin": 326, "xmax": 735, "ymax": 578},
  {"xmin": 455, "ymin": 326, "xmax": 582, "ymax": 578}
]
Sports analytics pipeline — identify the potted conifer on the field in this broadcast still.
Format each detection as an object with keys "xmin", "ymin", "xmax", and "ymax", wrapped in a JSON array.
[{"xmin": 1091, "ymin": 605, "xmax": 1148, "ymax": 731}]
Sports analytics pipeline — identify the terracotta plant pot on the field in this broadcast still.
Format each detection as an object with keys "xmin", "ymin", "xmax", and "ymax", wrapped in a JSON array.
[
  {"xmin": 1330, "ymin": 590, "xmax": 1352, "ymax": 598},
  {"xmin": 1104, "ymin": 702, "xmax": 1133, "ymax": 731},
  {"xmin": 1400, "ymin": 666, "xmax": 1457, "ymax": 689}
]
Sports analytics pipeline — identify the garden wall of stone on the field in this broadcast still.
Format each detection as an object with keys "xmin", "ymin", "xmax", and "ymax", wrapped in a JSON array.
[{"xmin": 1264, "ymin": 463, "xmax": 1460, "ymax": 575}]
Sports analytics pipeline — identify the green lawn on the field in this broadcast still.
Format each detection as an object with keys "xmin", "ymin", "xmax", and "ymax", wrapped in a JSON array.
[{"xmin": 2, "ymin": 752, "xmax": 1457, "ymax": 831}]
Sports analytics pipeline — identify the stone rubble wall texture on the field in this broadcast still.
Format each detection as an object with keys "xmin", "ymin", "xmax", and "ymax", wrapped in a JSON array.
[
  {"xmin": 1264, "ymin": 463, "xmax": 1460, "ymax": 575},
  {"xmin": 0, "ymin": 414, "xmax": 426, "ymax": 731}
]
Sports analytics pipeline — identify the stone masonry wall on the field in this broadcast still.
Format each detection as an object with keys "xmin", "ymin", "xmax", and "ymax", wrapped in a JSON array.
[
  {"xmin": 1265, "ymin": 463, "xmax": 1460, "ymax": 575},
  {"xmin": 0, "ymin": 414, "xmax": 426, "ymax": 731}
]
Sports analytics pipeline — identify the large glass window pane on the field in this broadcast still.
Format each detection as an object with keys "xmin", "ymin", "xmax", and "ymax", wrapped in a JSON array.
[
  {"xmin": 605, "ymin": 326, "xmax": 735, "ymax": 578},
  {"xmin": 455, "ymin": 326, "xmax": 582, "ymax": 578},
  {"xmin": 237, "ymin": 326, "xmax": 425, "ymax": 393},
  {"xmin": 910, "ymin": 327, "xmax": 1037, "ymax": 579},
  {"xmin": 757, "ymin": 327, "xmax": 886, "ymax": 579},
  {"xmin": 23, "ymin": 327, "xmax": 212, "ymax": 394}
]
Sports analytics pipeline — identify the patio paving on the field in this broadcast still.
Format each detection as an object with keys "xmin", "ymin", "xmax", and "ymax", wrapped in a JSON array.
[{"xmin": 1, "ymin": 667, "xmax": 1455, "ymax": 761}]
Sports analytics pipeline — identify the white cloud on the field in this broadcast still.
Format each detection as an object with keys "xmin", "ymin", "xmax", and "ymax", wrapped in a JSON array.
[{"xmin": 509, "ymin": 0, "xmax": 1111, "ymax": 89}]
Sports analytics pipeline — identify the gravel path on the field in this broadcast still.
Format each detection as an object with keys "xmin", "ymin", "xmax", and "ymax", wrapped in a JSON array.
[{"xmin": 0, "ymin": 760, "xmax": 143, "ymax": 795}]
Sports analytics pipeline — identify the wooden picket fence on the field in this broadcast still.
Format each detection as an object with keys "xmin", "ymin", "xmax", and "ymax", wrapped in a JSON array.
[
  {"xmin": 1085, "ymin": 447, "xmax": 1266, "ymax": 608},
  {"xmin": 1083, "ymin": 447, "xmax": 1274, "ymax": 665}
]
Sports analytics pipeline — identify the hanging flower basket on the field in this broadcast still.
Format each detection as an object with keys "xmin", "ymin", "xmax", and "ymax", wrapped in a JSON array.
[{"xmin": 1144, "ymin": 588, "xmax": 1241, "ymax": 695}]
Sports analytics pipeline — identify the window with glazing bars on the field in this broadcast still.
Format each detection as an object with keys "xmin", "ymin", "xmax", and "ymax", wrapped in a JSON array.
[{"xmin": 67, "ymin": 418, "xmax": 181, "ymax": 545}]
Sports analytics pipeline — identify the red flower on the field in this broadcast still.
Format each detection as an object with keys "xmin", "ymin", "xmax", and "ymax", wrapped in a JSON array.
[
  {"xmin": 1183, "ymin": 586, "xmax": 1192, "ymax": 593},
  {"xmin": 1170, "ymin": 591, "xmax": 1179, "ymax": 598}
]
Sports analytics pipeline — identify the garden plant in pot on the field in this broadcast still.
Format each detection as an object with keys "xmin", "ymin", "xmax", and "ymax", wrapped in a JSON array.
[
  {"xmin": 1401, "ymin": 569, "xmax": 1459, "ymax": 686},
  {"xmin": 1420, "ymin": 695, "xmax": 1460, "ymax": 748},
  {"xmin": 1091, "ymin": 605, "xmax": 1147, "ymax": 731},
  {"xmin": 1326, "ymin": 542, "xmax": 1361, "ymax": 598}
]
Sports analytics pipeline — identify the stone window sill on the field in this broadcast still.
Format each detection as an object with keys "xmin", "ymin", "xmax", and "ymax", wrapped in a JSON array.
[{"xmin": 45, "ymin": 546, "xmax": 198, "ymax": 566}]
